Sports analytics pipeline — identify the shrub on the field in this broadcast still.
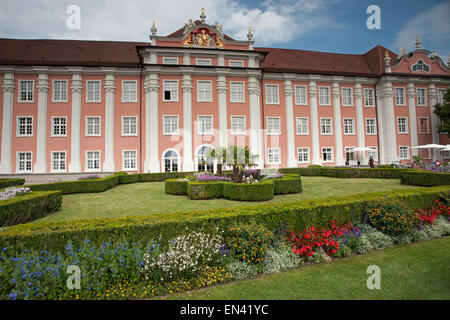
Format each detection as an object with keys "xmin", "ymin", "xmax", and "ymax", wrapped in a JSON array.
[
  {"xmin": 308, "ymin": 248, "xmax": 332, "ymax": 264},
  {"xmin": 366, "ymin": 199, "xmax": 420, "ymax": 236},
  {"xmin": 28, "ymin": 175, "xmax": 119, "ymax": 195},
  {"xmin": 262, "ymin": 244, "xmax": 301, "ymax": 274},
  {"xmin": 391, "ymin": 233, "xmax": 413, "ymax": 245},
  {"xmin": 228, "ymin": 260, "xmax": 258, "ymax": 280},
  {"xmin": 365, "ymin": 230, "xmax": 393, "ymax": 250},
  {"xmin": 118, "ymin": 174, "xmax": 140, "ymax": 184},
  {"xmin": 78, "ymin": 174, "xmax": 101, "ymax": 181},
  {"xmin": 399, "ymin": 171, "xmax": 450, "ymax": 187},
  {"xmin": 187, "ymin": 182, "xmax": 225, "ymax": 200},
  {"xmin": 0, "ymin": 191, "xmax": 62, "ymax": 227},
  {"xmin": 433, "ymin": 216, "xmax": 450, "ymax": 236},
  {"xmin": 223, "ymin": 180, "xmax": 274, "ymax": 201},
  {"xmin": 334, "ymin": 245, "xmax": 351, "ymax": 258},
  {"xmin": 224, "ymin": 223, "xmax": 272, "ymax": 265},
  {"xmin": 0, "ymin": 178, "xmax": 25, "ymax": 189},
  {"xmin": 195, "ymin": 173, "xmax": 231, "ymax": 182},
  {"xmin": 164, "ymin": 179, "xmax": 189, "ymax": 195},
  {"xmin": 347, "ymin": 234, "xmax": 373, "ymax": 254},
  {"xmin": 0, "ymin": 187, "xmax": 30, "ymax": 201},
  {"xmin": 273, "ymin": 174, "xmax": 302, "ymax": 195},
  {"xmin": 139, "ymin": 172, "xmax": 192, "ymax": 182}
]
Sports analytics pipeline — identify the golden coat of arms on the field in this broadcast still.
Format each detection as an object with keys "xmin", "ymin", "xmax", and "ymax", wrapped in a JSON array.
[{"xmin": 184, "ymin": 28, "xmax": 223, "ymax": 48}]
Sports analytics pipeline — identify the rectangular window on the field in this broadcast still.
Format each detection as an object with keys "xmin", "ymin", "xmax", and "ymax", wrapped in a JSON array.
[
  {"xmin": 395, "ymin": 88, "xmax": 406, "ymax": 105},
  {"xmin": 345, "ymin": 147, "xmax": 356, "ymax": 161},
  {"xmin": 163, "ymin": 57, "xmax": 179, "ymax": 65},
  {"xmin": 230, "ymin": 82, "xmax": 245, "ymax": 103},
  {"xmin": 322, "ymin": 147, "xmax": 333, "ymax": 162},
  {"xmin": 297, "ymin": 147, "xmax": 310, "ymax": 163},
  {"xmin": 438, "ymin": 89, "xmax": 446, "ymax": 105},
  {"xmin": 86, "ymin": 151, "xmax": 100, "ymax": 171},
  {"xmin": 231, "ymin": 116, "xmax": 246, "ymax": 135},
  {"xmin": 86, "ymin": 116, "xmax": 101, "ymax": 136},
  {"xmin": 229, "ymin": 60, "xmax": 244, "ymax": 67},
  {"xmin": 17, "ymin": 152, "xmax": 32, "ymax": 172},
  {"xmin": 163, "ymin": 80, "xmax": 179, "ymax": 102},
  {"xmin": 267, "ymin": 117, "xmax": 281, "ymax": 135},
  {"xmin": 294, "ymin": 86, "xmax": 307, "ymax": 105},
  {"xmin": 17, "ymin": 117, "xmax": 33, "ymax": 136},
  {"xmin": 196, "ymin": 58, "xmax": 212, "ymax": 66},
  {"xmin": 197, "ymin": 80, "xmax": 212, "ymax": 102},
  {"xmin": 419, "ymin": 117, "xmax": 429, "ymax": 134},
  {"xmin": 397, "ymin": 117, "xmax": 408, "ymax": 134},
  {"xmin": 364, "ymin": 89, "xmax": 374, "ymax": 107},
  {"xmin": 52, "ymin": 117, "xmax": 67, "ymax": 137},
  {"xmin": 19, "ymin": 80, "xmax": 33, "ymax": 102},
  {"xmin": 320, "ymin": 118, "xmax": 332, "ymax": 135},
  {"xmin": 399, "ymin": 146, "xmax": 409, "ymax": 160},
  {"xmin": 163, "ymin": 115, "xmax": 179, "ymax": 135},
  {"xmin": 53, "ymin": 80, "xmax": 68, "ymax": 102},
  {"xmin": 367, "ymin": 147, "xmax": 378, "ymax": 161},
  {"xmin": 198, "ymin": 115, "xmax": 213, "ymax": 135},
  {"xmin": 265, "ymin": 84, "xmax": 280, "ymax": 104},
  {"xmin": 343, "ymin": 118, "xmax": 355, "ymax": 135},
  {"xmin": 268, "ymin": 148, "xmax": 281, "ymax": 164},
  {"xmin": 342, "ymin": 88, "xmax": 353, "ymax": 106},
  {"xmin": 123, "ymin": 150, "xmax": 137, "ymax": 170},
  {"xmin": 122, "ymin": 81, "xmax": 137, "ymax": 102},
  {"xmin": 416, "ymin": 88, "xmax": 427, "ymax": 106},
  {"xmin": 51, "ymin": 152, "xmax": 66, "ymax": 172},
  {"xmin": 122, "ymin": 116, "xmax": 138, "ymax": 136},
  {"xmin": 296, "ymin": 117, "xmax": 308, "ymax": 135},
  {"xmin": 366, "ymin": 118, "xmax": 377, "ymax": 135},
  {"xmin": 319, "ymin": 87, "xmax": 330, "ymax": 105},
  {"xmin": 86, "ymin": 80, "xmax": 101, "ymax": 102}
]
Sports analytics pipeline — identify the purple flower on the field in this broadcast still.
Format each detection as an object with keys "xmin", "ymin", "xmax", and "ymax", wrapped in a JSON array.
[{"xmin": 196, "ymin": 174, "xmax": 231, "ymax": 181}]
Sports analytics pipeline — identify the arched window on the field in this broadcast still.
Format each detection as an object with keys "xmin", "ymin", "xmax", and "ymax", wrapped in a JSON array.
[
  {"xmin": 195, "ymin": 145, "xmax": 213, "ymax": 172},
  {"xmin": 163, "ymin": 150, "xmax": 179, "ymax": 172},
  {"xmin": 412, "ymin": 59, "xmax": 430, "ymax": 72}
]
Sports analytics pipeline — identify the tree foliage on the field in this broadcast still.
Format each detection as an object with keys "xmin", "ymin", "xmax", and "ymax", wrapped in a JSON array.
[{"xmin": 434, "ymin": 88, "xmax": 450, "ymax": 137}]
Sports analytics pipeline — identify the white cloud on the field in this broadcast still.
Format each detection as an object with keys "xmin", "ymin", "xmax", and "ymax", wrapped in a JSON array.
[
  {"xmin": 393, "ymin": 1, "xmax": 450, "ymax": 59},
  {"xmin": 0, "ymin": 0, "xmax": 340, "ymax": 46}
]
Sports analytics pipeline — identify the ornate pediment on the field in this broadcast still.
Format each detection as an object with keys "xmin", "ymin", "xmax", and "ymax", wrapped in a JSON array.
[{"xmin": 183, "ymin": 28, "xmax": 223, "ymax": 49}]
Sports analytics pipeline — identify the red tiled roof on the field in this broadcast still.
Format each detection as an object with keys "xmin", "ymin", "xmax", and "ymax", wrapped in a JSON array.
[
  {"xmin": 0, "ymin": 38, "xmax": 147, "ymax": 67},
  {"xmin": 167, "ymin": 20, "xmax": 235, "ymax": 41}
]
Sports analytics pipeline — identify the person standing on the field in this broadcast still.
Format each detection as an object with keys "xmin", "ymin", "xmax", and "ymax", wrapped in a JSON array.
[{"xmin": 368, "ymin": 156, "xmax": 375, "ymax": 168}]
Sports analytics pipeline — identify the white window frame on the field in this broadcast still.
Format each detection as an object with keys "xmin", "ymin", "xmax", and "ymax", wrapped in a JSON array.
[
  {"xmin": 229, "ymin": 60, "xmax": 244, "ymax": 67},
  {"xmin": 294, "ymin": 85, "xmax": 307, "ymax": 105},
  {"xmin": 399, "ymin": 146, "xmax": 410, "ymax": 160},
  {"xmin": 418, "ymin": 117, "xmax": 430, "ymax": 134},
  {"xmin": 230, "ymin": 81, "xmax": 245, "ymax": 103},
  {"xmin": 267, "ymin": 117, "xmax": 281, "ymax": 135},
  {"xmin": 85, "ymin": 150, "xmax": 101, "ymax": 172},
  {"xmin": 197, "ymin": 115, "xmax": 213, "ymax": 135},
  {"xmin": 51, "ymin": 151, "xmax": 67, "ymax": 173},
  {"xmin": 18, "ymin": 80, "xmax": 34, "ymax": 103},
  {"xmin": 345, "ymin": 147, "xmax": 356, "ymax": 161},
  {"xmin": 437, "ymin": 89, "xmax": 446, "ymax": 105},
  {"xmin": 163, "ymin": 115, "xmax": 179, "ymax": 135},
  {"xmin": 162, "ymin": 149, "xmax": 180, "ymax": 172},
  {"xmin": 122, "ymin": 150, "xmax": 138, "ymax": 171},
  {"xmin": 343, "ymin": 118, "xmax": 355, "ymax": 135},
  {"xmin": 197, "ymin": 80, "xmax": 213, "ymax": 102},
  {"xmin": 365, "ymin": 118, "xmax": 377, "ymax": 135},
  {"xmin": 122, "ymin": 116, "xmax": 138, "ymax": 136},
  {"xmin": 268, "ymin": 148, "xmax": 281, "ymax": 165},
  {"xmin": 395, "ymin": 87, "xmax": 406, "ymax": 106},
  {"xmin": 297, "ymin": 147, "xmax": 310, "ymax": 164},
  {"xmin": 51, "ymin": 116, "xmax": 67, "ymax": 137},
  {"xmin": 85, "ymin": 116, "xmax": 101, "ymax": 137},
  {"xmin": 397, "ymin": 117, "xmax": 409, "ymax": 134},
  {"xmin": 341, "ymin": 87, "xmax": 353, "ymax": 106},
  {"xmin": 52, "ymin": 80, "xmax": 68, "ymax": 102},
  {"xmin": 265, "ymin": 84, "xmax": 280, "ymax": 105},
  {"xmin": 196, "ymin": 58, "xmax": 212, "ymax": 66},
  {"xmin": 16, "ymin": 151, "xmax": 32, "ymax": 173},
  {"xmin": 122, "ymin": 80, "xmax": 138, "ymax": 103},
  {"xmin": 364, "ymin": 89, "xmax": 374, "ymax": 107},
  {"xmin": 367, "ymin": 146, "xmax": 378, "ymax": 162},
  {"xmin": 16, "ymin": 116, "xmax": 33, "ymax": 137},
  {"xmin": 318, "ymin": 86, "xmax": 331, "ymax": 106},
  {"xmin": 162, "ymin": 80, "xmax": 179, "ymax": 102},
  {"xmin": 416, "ymin": 88, "xmax": 427, "ymax": 106},
  {"xmin": 322, "ymin": 147, "xmax": 334, "ymax": 163},
  {"xmin": 320, "ymin": 117, "xmax": 333, "ymax": 135},
  {"xmin": 86, "ymin": 80, "xmax": 101, "ymax": 103},
  {"xmin": 162, "ymin": 57, "xmax": 179, "ymax": 65},
  {"xmin": 296, "ymin": 117, "xmax": 309, "ymax": 135},
  {"xmin": 230, "ymin": 115, "xmax": 246, "ymax": 135}
]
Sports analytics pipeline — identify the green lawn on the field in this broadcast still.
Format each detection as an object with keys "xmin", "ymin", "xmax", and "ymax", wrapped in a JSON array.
[
  {"xmin": 165, "ymin": 237, "xmax": 450, "ymax": 300},
  {"xmin": 34, "ymin": 177, "xmax": 418, "ymax": 223}
]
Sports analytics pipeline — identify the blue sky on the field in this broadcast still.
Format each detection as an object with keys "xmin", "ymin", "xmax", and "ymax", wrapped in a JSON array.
[{"xmin": 0, "ymin": 0, "xmax": 448, "ymax": 58}]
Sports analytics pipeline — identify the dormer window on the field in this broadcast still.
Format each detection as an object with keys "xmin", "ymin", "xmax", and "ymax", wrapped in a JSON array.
[{"xmin": 412, "ymin": 59, "xmax": 430, "ymax": 72}]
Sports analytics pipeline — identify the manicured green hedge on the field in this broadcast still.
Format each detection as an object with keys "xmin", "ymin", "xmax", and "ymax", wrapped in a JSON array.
[
  {"xmin": 187, "ymin": 181, "xmax": 226, "ymax": 200},
  {"xmin": 139, "ymin": 172, "xmax": 193, "ymax": 182},
  {"xmin": 223, "ymin": 180, "xmax": 274, "ymax": 201},
  {"xmin": 119, "ymin": 173, "xmax": 140, "ymax": 184},
  {"xmin": 165, "ymin": 178, "xmax": 189, "ymax": 195},
  {"xmin": 273, "ymin": 174, "xmax": 302, "ymax": 195},
  {"xmin": 280, "ymin": 167, "xmax": 412, "ymax": 179},
  {"xmin": 0, "ymin": 191, "xmax": 62, "ymax": 227},
  {"xmin": 1, "ymin": 186, "xmax": 447, "ymax": 251},
  {"xmin": 399, "ymin": 171, "xmax": 450, "ymax": 187},
  {"xmin": 28, "ymin": 175, "xmax": 120, "ymax": 195},
  {"xmin": 0, "ymin": 178, "xmax": 25, "ymax": 189}
]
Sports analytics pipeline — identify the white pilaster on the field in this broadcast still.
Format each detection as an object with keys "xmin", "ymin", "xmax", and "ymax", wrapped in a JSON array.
[
  {"xmin": 309, "ymin": 80, "xmax": 322, "ymax": 165},
  {"xmin": 183, "ymin": 53, "xmax": 190, "ymax": 65},
  {"xmin": 34, "ymin": 71, "xmax": 49, "ymax": 173},
  {"xmin": 217, "ymin": 74, "xmax": 228, "ymax": 149},
  {"xmin": 332, "ymin": 81, "xmax": 345, "ymax": 166},
  {"xmin": 284, "ymin": 79, "xmax": 297, "ymax": 167},
  {"xmin": 182, "ymin": 73, "xmax": 194, "ymax": 172},
  {"xmin": 0, "ymin": 72, "xmax": 14, "ymax": 174},
  {"xmin": 103, "ymin": 72, "xmax": 116, "ymax": 172},
  {"xmin": 355, "ymin": 82, "xmax": 366, "ymax": 165},
  {"xmin": 248, "ymin": 76, "xmax": 263, "ymax": 168},
  {"xmin": 407, "ymin": 83, "xmax": 419, "ymax": 157},
  {"xmin": 429, "ymin": 83, "xmax": 442, "ymax": 161},
  {"xmin": 68, "ymin": 71, "xmax": 82, "ymax": 172},
  {"xmin": 144, "ymin": 73, "xmax": 160, "ymax": 173}
]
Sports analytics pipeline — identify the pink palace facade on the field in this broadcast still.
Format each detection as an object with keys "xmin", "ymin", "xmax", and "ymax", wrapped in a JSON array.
[{"xmin": 0, "ymin": 12, "xmax": 449, "ymax": 174}]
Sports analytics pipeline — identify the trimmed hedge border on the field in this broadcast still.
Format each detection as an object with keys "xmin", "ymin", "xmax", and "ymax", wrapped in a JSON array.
[
  {"xmin": 0, "ymin": 178, "xmax": 25, "ymax": 189},
  {"xmin": 0, "ymin": 186, "xmax": 448, "ymax": 251},
  {"xmin": 165, "ymin": 179, "xmax": 189, "ymax": 195},
  {"xmin": 0, "ymin": 191, "xmax": 62, "ymax": 227},
  {"xmin": 223, "ymin": 180, "xmax": 274, "ymax": 201},
  {"xmin": 28, "ymin": 175, "xmax": 120, "ymax": 195},
  {"xmin": 273, "ymin": 174, "xmax": 302, "ymax": 195},
  {"xmin": 187, "ymin": 181, "xmax": 226, "ymax": 200},
  {"xmin": 399, "ymin": 171, "xmax": 450, "ymax": 187}
]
